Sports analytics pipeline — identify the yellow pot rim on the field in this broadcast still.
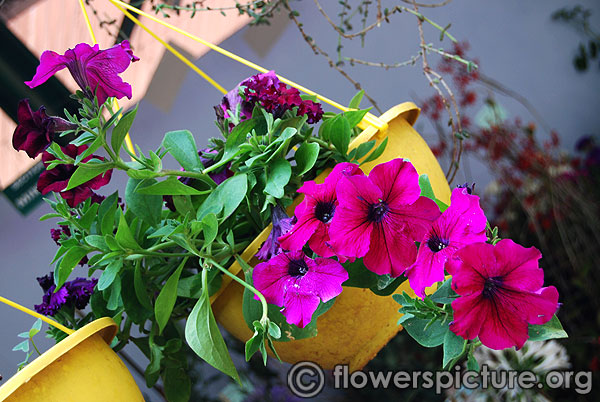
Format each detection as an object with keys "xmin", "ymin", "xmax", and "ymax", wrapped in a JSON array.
[{"xmin": 0, "ymin": 317, "xmax": 118, "ymax": 400}]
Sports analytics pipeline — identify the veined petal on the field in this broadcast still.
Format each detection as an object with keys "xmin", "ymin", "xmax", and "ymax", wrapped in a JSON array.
[
  {"xmin": 449, "ymin": 293, "xmax": 487, "ymax": 341},
  {"xmin": 369, "ymin": 159, "xmax": 421, "ymax": 207},
  {"xmin": 302, "ymin": 257, "xmax": 348, "ymax": 302},
  {"xmin": 363, "ymin": 221, "xmax": 416, "ymax": 276},
  {"xmin": 390, "ymin": 196, "xmax": 440, "ymax": 241},
  {"xmin": 281, "ymin": 290, "xmax": 320, "ymax": 328},
  {"xmin": 406, "ymin": 244, "xmax": 452, "ymax": 298},
  {"xmin": 252, "ymin": 258, "xmax": 292, "ymax": 306},
  {"xmin": 25, "ymin": 50, "xmax": 67, "ymax": 88},
  {"xmin": 477, "ymin": 296, "xmax": 530, "ymax": 350},
  {"xmin": 493, "ymin": 239, "xmax": 544, "ymax": 292}
]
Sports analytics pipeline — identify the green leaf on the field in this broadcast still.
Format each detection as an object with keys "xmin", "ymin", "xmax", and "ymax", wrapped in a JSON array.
[
  {"xmin": 201, "ymin": 213, "xmax": 218, "ymax": 244},
  {"xmin": 403, "ymin": 317, "xmax": 449, "ymax": 347},
  {"xmin": 65, "ymin": 163, "xmax": 111, "ymax": 191},
  {"xmin": 370, "ymin": 276, "xmax": 407, "ymax": 296},
  {"xmin": 185, "ymin": 271, "xmax": 240, "ymax": 383},
  {"xmin": 145, "ymin": 340, "xmax": 163, "ymax": 387},
  {"xmin": 443, "ymin": 330, "xmax": 466, "ymax": 368},
  {"xmin": 12, "ymin": 340, "xmax": 29, "ymax": 353},
  {"xmin": 528, "ymin": 315, "xmax": 568, "ymax": 341},
  {"xmin": 353, "ymin": 140, "xmax": 376, "ymax": 161},
  {"xmin": 164, "ymin": 367, "xmax": 191, "ymax": 402},
  {"xmin": 348, "ymin": 90, "xmax": 364, "ymax": 109},
  {"xmin": 467, "ymin": 352, "xmax": 480, "ymax": 372},
  {"xmin": 111, "ymin": 105, "xmax": 138, "ymax": 153},
  {"xmin": 329, "ymin": 115, "xmax": 352, "ymax": 155},
  {"xmin": 267, "ymin": 321, "xmax": 281, "ymax": 339},
  {"xmin": 162, "ymin": 130, "xmax": 203, "ymax": 172},
  {"xmin": 245, "ymin": 330, "xmax": 264, "ymax": 362},
  {"xmin": 79, "ymin": 203, "xmax": 99, "ymax": 231},
  {"xmin": 344, "ymin": 109, "xmax": 370, "ymax": 129},
  {"xmin": 115, "ymin": 211, "xmax": 140, "ymax": 250},
  {"xmin": 264, "ymin": 158, "xmax": 291, "ymax": 199},
  {"xmin": 177, "ymin": 274, "xmax": 203, "ymax": 298},
  {"xmin": 197, "ymin": 174, "xmax": 248, "ymax": 220},
  {"xmin": 125, "ymin": 178, "xmax": 162, "ymax": 227},
  {"xmin": 121, "ymin": 269, "xmax": 151, "ymax": 325},
  {"xmin": 97, "ymin": 259, "xmax": 123, "ymax": 291},
  {"xmin": 55, "ymin": 246, "xmax": 88, "ymax": 288},
  {"xmin": 419, "ymin": 174, "xmax": 436, "ymax": 200},
  {"xmin": 294, "ymin": 142, "xmax": 320, "ymax": 176},
  {"xmin": 155, "ymin": 258, "xmax": 187, "ymax": 334},
  {"xmin": 29, "ymin": 319, "xmax": 42, "ymax": 337},
  {"xmin": 429, "ymin": 279, "xmax": 457, "ymax": 304},
  {"xmin": 134, "ymin": 263, "xmax": 153, "ymax": 310},
  {"xmin": 74, "ymin": 136, "xmax": 103, "ymax": 164},
  {"xmin": 136, "ymin": 177, "xmax": 208, "ymax": 195},
  {"xmin": 362, "ymin": 137, "xmax": 388, "ymax": 164},
  {"xmin": 342, "ymin": 258, "xmax": 379, "ymax": 289}
]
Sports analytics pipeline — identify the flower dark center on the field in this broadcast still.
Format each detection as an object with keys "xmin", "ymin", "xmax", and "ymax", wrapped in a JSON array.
[
  {"xmin": 427, "ymin": 235, "xmax": 450, "ymax": 253},
  {"xmin": 367, "ymin": 201, "xmax": 389, "ymax": 223},
  {"xmin": 315, "ymin": 201, "xmax": 336, "ymax": 223},
  {"xmin": 482, "ymin": 276, "xmax": 503, "ymax": 299},
  {"xmin": 288, "ymin": 259, "xmax": 309, "ymax": 277}
]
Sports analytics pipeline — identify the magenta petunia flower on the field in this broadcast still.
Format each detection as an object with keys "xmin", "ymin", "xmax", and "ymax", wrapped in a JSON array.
[
  {"xmin": 256, "ymin": 205, "xmax": 295, "ymax": 261},
  {"xmin": 329, "ymin": 159, "xmax": 441, "ymax": 277},
  {"xmin": 37, "ymin": 144, "xmax": 112, "ymax": 207},
  {"xmin": 278, "ymin": 162, "xmax": 364, "ymax": 258},
  {"xmin": 405, "ymin": 187, "xmax": 488, "ymax": 298},
  {"xmin": 12, "ymin": 99, "xmax": 77, "ymax": 158},
  {"xmin": 447, "ymin": 239, "xmax": 560, "ymax": 350},
  {"xmin": 25, "ymin": 41, "xmax": 139, "ymax": 106},
  {"xmin": 252, "ymin": 251, "xmax": 348, "ymax": 328}
]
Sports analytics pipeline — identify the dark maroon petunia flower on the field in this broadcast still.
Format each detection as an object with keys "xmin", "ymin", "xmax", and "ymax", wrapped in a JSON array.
[
  {"xmin": 25, "ymin": 41, "xmax": 138, "ymax": 106},
  {"xmin": 447, "ymin": 240, "xmax": 559, "ymax": 350},
  {"xmin": 329, "ymin": 159, "xmax": 441, "ymax": 277},
  {"xmin": 216, "ymin": 71, "xmax": 324, "ymax": 125},
  {"xmin": 12, "ymin": 99, "xmax": 77, "ymax": 158},
  {"xmin": 37, "ymin": 144, "xmax": 112, "ymax": 207},
  {"xmin": 279, "ymin": 162, "xmax": 363, "ymax": 258},
  {"xmin": 65, "ymin": 277, "xmax": 98, "ymax": 309},
  {"xmin": 256, "ymin": 205, "xmax": 295, "ymax": 261}
]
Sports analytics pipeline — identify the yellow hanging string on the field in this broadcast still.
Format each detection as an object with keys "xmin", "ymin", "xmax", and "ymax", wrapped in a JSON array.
[
  {"xmin": 0, "ymin": 296, "xmax": 74, "ymax": 335},
  {"xmin": 108, "ymin": 0, "xmax": 387, "ymax": 132},
  {"xmin": 112, "ymin": 3, "xmax": 227, "ymax": 95},
  {"xmin": 78, "ymin": 0, "xmax": 136, "ymax": 156}
]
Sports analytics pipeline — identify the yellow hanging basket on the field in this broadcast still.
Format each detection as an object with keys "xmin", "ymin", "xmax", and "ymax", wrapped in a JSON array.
[
  {"xmin": 0, "ymin": 318, "xmax": 144, "ymax": 402},
  {"xmin": 212, "ymin": 102, "xmax": 452, "ymax": 371}
]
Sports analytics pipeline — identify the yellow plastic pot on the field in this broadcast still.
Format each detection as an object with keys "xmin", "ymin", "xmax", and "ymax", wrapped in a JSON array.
[
  {"xmin": 212, "ymin": 102, "xmax": 451, "ymax": 371},
  {"xmin": 0, "ymin": 318, "xmax": 144, "ymax": 402}
]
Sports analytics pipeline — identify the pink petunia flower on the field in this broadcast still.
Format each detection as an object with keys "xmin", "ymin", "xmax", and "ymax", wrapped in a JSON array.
[
  {"xmin": 252, "ymin": 251, "xmax": 348, "ymax": 328},
  {"xmin": 25, "ymin": 41, "xmax": 139, "ymax": 106},
  {"xmin": 406, "ymin": 186, "xmax": 488, "ymax": 298},
  {"xmin": 447, "ymin": 239, "xmax": 560, "ymax": 350},
  {"xmin": 329, "ymin": 159, "xmax": 441, "ymax": 276},
  {"xmin": 37, "ymin": 144, "xmax": 112, "ymax": 207},
  {"xmin": 278, "ymin": 162, "xmax": 364, "ymax": 258}
]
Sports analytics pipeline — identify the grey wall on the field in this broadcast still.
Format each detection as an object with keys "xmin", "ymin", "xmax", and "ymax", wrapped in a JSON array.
[{"xmin": 1, "ymin": 0, "xmax": 599, "ymax": 400}]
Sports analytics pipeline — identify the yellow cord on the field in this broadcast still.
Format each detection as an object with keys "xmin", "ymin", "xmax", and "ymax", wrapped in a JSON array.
[
  {"xmin": 78, "ymin": 0, "xmax": 137, "ymax": 156},
  {"xmin": 108, "ymin": 0, "xmax": 387, "ymax": 132},
  {"xmin": 113, "ymin": 3, "xmax": 227, "ymax": 95},
  {"xmin": 0, "ymin": 296, "xmax": 74, "ymax": 335}
]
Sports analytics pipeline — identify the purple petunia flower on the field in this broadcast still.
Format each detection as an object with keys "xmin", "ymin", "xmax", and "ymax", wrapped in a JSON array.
[
  {"xmin": 37, "ymin": 144, "xmax": 112, "ymax": 207},
  {"xmin": 279, "ymin": 162, "xmax": 363, "ymax": 258},
  {"xmin": 256, "ymin": 205, "xmax": 295, "ymax": 261},
  {"xmin": 25, "ymin": 41, "xmax": 139, "ymax": 106},
  {"xmin": 252, "ymin": 251, "xmax": 348, "ymax": 328},
  {"xmin": 12, "ymin": 99, "xmax": 77, "ymax": 158},
  {"xmin": 405, "ymin": 187, "xmax": 488, "ymax": 298},
  {"xmin": 34, "ymin": 273, "xmax": 97, "ymax": 316},
  {"xmin": 329, "ymin": 159, "xmax": 441, "ymax": 277},
  {"xmin": 447, "ymin": 240, "xmax": 559, "ymax": 350}
]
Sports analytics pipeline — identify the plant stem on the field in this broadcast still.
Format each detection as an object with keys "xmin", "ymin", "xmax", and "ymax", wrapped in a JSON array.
[
  {"xmin": 30, "ymin": 338, "xmax": 42, "ymax": 356},
  {"xmin": 207, "ymin": 258, "xmax": 269, "ymax": 324}
]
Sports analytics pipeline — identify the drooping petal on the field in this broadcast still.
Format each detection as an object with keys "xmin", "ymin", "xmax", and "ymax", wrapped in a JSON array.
[
  {"xmin": 281, "ymin": 290, "xmax": 321, "ymax": 328},
  {"xmin": 25, "ymin": 50, "xmax": 68, "ymax": 88}
]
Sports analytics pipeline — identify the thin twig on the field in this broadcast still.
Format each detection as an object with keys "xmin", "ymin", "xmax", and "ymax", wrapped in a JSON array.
[
  {"xmin": 284, "ymin": 0, "xmax": 383, "ymax": 113},
  {"xmin": 400, "ymin": 0, "xmax": 454, "ymax": 8},
  {"xmin": 346, "ymin": 52, "xmax": 422, "ymax": 69}
]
